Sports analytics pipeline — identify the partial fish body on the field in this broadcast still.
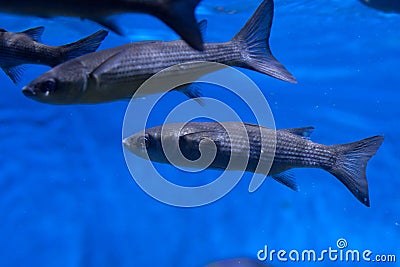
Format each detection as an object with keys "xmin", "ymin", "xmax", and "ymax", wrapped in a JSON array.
[
  {"xmin": 22, "ymin": 0, "xmax": 297, "ymax": 104},
  {"xmin": 0, "ymin": 27, "xmax": 108, "ymax": 83},
  {"xmin": 123, "ymin": 122, "xmax": 384, "ymax": 207},
  {"xmin": 359, "ymin": 0, "xmax": 400, "ymax": 13},
  {"xmin": 0, "ymin": 0, "xmax": 203, "ymax": 50}
]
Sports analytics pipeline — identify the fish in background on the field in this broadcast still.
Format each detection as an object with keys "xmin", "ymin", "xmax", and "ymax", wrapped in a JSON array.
[
  {"xmin": 0, "ymin": 0, "xmax": 204, "ymax": 51},
  {"xmin": 205, "ymin": 258, "xmax": 270, "ymax": 267},
  {"xmin": 22, "ymin": 0, "xmax": 297, "ymax": 104},
  {"xmin": 123, "ymin": 122, "xmax": 384, "ymax": 207},
  {"xmin": 0, "ymin": 27, "xmax": 108, "ymax": 83},
  {"xmin": 359, "ymin": 0, "xmax": 400, "ymax": 13}
]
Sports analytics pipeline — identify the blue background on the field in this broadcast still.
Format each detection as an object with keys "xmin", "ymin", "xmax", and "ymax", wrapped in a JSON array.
[{"xmin": 0, "ymin": 0, "xmax": 399, "ymax": 266}]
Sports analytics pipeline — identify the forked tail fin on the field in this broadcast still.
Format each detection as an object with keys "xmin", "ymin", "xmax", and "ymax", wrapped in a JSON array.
[
  {"xmin": 328, "ymin": 135, "xmax": 384, "ymax": 207},
  {"xmin": 158, "ymin": 0, "xmax": 204, "ymax": 51},
  {"xmin": 57, "ymin": 30, "xmax": 108, "ymax": 66},
  {"xmin": 231, "ymin": 0, "xmax": 297, "ymax": 83}
]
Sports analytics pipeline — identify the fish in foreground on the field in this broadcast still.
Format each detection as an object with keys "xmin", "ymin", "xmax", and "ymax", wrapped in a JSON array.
[
  {"xmin": 359, "ymin": 0, "xmax": 400, "ymax": 13},
  {"xmin": 123, "ymin": 122, "xmax": 384, "ymax": 207},
  {"xmin": 205, "ymin": 258, "xmax": 269, "ymax": 267},
  {"xmin": 23, "ymin": 0, "xmax": 296, "ymax": 105},
  {"xmin": 0, "ymin": 27, "xmax": 108, "ymax": 83},
  {"xmin": 0, "ymin": 0, "xmax": 204, "ymax": 50}
]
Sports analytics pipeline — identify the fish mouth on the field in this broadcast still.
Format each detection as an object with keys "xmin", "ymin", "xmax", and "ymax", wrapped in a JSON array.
[
  {"xmin": 122, "ymin": 137, "xmax": 138, "ymax": 153},
  {"xmin": 22, "ymin": 86, "xmax": 37, "ymax": 97},
  {"xmin": 122, "ymin": 138, "xmax": 131, "ymax": 149},
  {"xmin": 122, "ymin": 135, "xmax": 150, "ymax": 160}
]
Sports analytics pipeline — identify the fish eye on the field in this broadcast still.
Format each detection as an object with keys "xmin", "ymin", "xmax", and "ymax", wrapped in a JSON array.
[
  {"xmin": 137, "ymin": 134, "xmax": 151, "ymax": 149},
  {"xmin": 39, "ymin": 79, "xmax": 56, "ymax": 94}
]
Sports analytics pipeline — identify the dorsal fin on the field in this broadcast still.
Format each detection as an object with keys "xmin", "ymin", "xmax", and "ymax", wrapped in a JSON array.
[
  {"xmin": 283, "ymin": 126, "xmax": 315, "ymax": 139},
  {"xmin": 21, "ymin": 26, "xmax": 45, "ymax": 42}
]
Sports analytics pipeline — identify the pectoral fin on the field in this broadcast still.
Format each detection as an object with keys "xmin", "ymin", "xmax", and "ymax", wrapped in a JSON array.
[{"xmin": 90, "ymin": 49, "xmax": 130, "ymax": 80}]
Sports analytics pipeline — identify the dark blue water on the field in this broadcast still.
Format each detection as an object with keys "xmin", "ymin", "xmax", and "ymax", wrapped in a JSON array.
[{"xmin": 1, "ymin": 1, "xmax": 399, "ymax": 266}]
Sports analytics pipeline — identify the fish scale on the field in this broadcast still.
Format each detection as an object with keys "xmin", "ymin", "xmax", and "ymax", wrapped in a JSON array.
[
  {"xmin": 96, "ymin": 42, "xmax": 240, "ymax": 82},
  {"xmin": 179, "ymin": 123, "xmax": 335, "ymax": 173}
]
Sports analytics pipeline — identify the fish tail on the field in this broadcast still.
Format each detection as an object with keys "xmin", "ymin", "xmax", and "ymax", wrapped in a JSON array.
[
  {"xmin": 158, "ymin": 0, "xmax": 203, "ymax": 51},
  {"xmin": 58, "ymin": 30, "xmax": 109, "ymax": 65},
  {"xmin": 231, "ymin": 0, "xmax": 297, "ymax": 83},
  {"xmin": 327, "ymin": 135, "xmax": 384, "ymax": 207}
]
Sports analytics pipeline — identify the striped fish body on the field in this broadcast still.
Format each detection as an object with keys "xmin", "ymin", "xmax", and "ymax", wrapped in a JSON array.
[
  {"xmin": 0, "ymin": 30, "xmax": 64, "ymax": 67},
  {"xmin": 0, "ymin": 27, "xmax": 107, "ymax": 83},
  {"xmin": 81, "ymin": 41, "xmax": 242, "ymax": 102},
  {"xmin": 123, "ymin": 122, "xmax": 384, "ymax": 206},
  {"xmin": 139, "ymin": 122, "xmax": 333, "ymax": 174}
]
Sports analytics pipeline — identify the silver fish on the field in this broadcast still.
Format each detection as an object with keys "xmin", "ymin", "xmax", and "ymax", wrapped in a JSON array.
[
  {"xmin": 359, "ymin": 0, "xmax": 400, "ymax": 13},
  {"xmin": 123, "ymin": 122, "xmax": 384, "ymax": 207},
  {"xmin": 0, "ymin": 0, "xmax": 204, "ymax": 50},
  {"xmin": 22, "ymin": 0, "xmax": 297, "ymax": 105},
  {"xmin": 0, "ymin": 27, "xmax": 108, "ymax": 83}
]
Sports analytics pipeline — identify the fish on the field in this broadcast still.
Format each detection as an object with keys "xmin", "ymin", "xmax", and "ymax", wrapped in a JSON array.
[
  {"xmin": 22, "ymin": 0, "xmax": 297, "ymax": 105},
  {"xmin": 0, "ymin": 0, "xmax": 204, "ymax": 50},
  {"xmin": 123, "ymin": 122, "xmax": 384, "ymax": 207},
  {"xmin": 205, "ymin": 258, "xmax": 270, "ymax": 267},
  {"xmin": 359, "ymin": 0, "xmax": 400, "ymax": 13},
  {"xmin": 0, "ymin": 27, "xmax": 108, "ymax": 83}
]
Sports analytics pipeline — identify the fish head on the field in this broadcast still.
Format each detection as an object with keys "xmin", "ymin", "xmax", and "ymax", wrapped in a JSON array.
[
  {"xmin": 123, "ymin": 125, "xmax": 182, "ymax": 164},
  {"xmin": 22, "ymin": 62, "xmax": 87, "ymax": 104},
  {"xmin": 123, "ymin": 130, "xmax": 152, "ymax": 160}
]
